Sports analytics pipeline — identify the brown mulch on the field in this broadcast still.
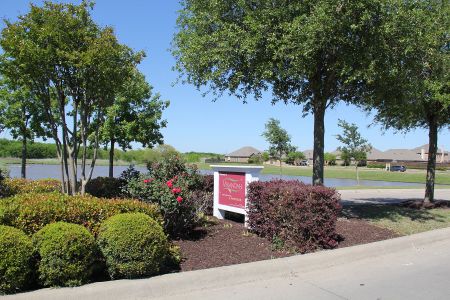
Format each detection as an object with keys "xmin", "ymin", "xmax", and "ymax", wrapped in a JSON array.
[
  {"xmin": 173, "ymin": 217, "xmax": 399, "ymax": 272},
  {"xmin": 335, "ymin": 218, "xmax": 400, "ymax": 248},
  {"xmin": 398, "ymin": 200, "xmax": 450, "ymax": 209}
]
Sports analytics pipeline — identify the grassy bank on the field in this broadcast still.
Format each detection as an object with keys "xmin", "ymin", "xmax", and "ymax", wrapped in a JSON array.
[
  {"xmin": 198, "ymin": 162, "xmax": 450, "ymax": 185},
  {"xmin": 0, "ymin": 157, "xmax": 136, "ymax": 167},
  {"xmin": 343, "ymin": 204, "xmax": 450, "ymax": 235}
]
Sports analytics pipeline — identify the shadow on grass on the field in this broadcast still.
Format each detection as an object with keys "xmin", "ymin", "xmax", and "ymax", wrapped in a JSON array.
[{"xmin": 342, "ymin": 204, "xmax": 447, "ymax": 224}]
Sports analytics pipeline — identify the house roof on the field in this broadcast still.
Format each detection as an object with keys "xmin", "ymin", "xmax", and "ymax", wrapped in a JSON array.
[
  {"xmin": 381, "ymin": 149, "xmax": 421, "ymax": 161},
  {"xmin": 303, "ymin": 149, "xmax": 314, "ymax": 159},
  {"xmin": 227, "ymin": 146, "xmax": 262, "ymax": 158}
]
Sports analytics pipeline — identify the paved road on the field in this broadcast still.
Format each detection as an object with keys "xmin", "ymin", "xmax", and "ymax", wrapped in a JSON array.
[
  {"xmin": 338, "ymin": 188, "xmax": 450, "ymax": 205},
  {"xmin": 5, "ymin": 227, "xmax": 450, "ymax": 300}
]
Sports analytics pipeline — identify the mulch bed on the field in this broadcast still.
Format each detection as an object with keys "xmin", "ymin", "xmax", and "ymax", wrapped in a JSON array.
[
  {"xmin": 398, "ymin": 199, "xmax": 450, "ymax": 209},
  {"xmin": 173, "ymin": 217, "xmax": 399, "ymax": 272}
]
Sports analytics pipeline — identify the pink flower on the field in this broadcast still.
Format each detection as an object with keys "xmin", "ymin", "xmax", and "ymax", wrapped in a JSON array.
[
  {"xmin": 172, "ymin": 187, "xmax": 181, "ymax": 194},
  {"xmin": 176, "ymin": 196, "xmax": 183, "ymax": 203},
  {"xmin": 143, "ymin": 178, "xmax": 153, "ymax": 184},
  {"xmin": 166, "ymin": 180, "xmax": 173, "ymax": 188}
]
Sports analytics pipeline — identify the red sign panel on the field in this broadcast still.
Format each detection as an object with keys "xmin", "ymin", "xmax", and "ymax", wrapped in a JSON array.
[{"xmin": 218, "ymin": 172, "xmax": 246, "ymax": 209}]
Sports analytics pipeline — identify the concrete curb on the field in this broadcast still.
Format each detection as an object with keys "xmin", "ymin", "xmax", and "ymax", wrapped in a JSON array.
[{"xmin": 6, "ymin": 226, "xmax": 450, "ymax": 300}]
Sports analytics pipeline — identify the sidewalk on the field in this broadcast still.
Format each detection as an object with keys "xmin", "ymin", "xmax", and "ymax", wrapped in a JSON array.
[
  {"xmin": 338, "ymin": 188, "xmax": 450, "ymax": 205},
  {"xmin": 5, "ymin": 226, "xmax": 450, "ymax": 300}
]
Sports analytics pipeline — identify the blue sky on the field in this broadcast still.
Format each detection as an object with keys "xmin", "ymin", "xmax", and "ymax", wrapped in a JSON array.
[{"xmin": 1, "ymin": 0, "xmax": 449, "ymax": 155}]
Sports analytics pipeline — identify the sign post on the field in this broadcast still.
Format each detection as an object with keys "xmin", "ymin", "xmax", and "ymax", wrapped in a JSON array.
[{"xmin": 211, "ymin": 165, "xmax": 264, "ymax": 227}]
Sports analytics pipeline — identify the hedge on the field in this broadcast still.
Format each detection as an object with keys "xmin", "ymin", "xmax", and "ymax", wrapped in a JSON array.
[
  {"xmin": 33, "ymin": 222, "xmax": 97, "ymax": 287},
  {"xmin": 247, "ymin": 180, "xmax": 341, "ymax": 253},
  {"xmin": 0, "ymin": 225, "xmax": 34, "ymax": 294},
  {"xmin": 98, "ymin": 213, "xmax": 169, "ymax": 279},
  {"xmin": 2, "ymin": 178, "xmax": 61, "ymax": 197},
  {"xmin": 0, "ymin": 192, "xmax": 162, "ymax": 236}
]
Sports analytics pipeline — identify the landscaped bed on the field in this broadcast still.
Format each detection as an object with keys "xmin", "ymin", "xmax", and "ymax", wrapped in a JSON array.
[
  {"xmin": 1, "ymin": 159, "xmax": 449, "ymax": 295},
  {"xmin": 174, "ymin": 215, "xmax": 400, "ymax": 272}
]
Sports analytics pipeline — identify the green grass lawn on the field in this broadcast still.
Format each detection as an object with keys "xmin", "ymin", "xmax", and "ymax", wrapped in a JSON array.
[
  {"xmin": 343, "ymin": 204, "xmax": 450, "ymax": 235},
  {"xmin": 336, "ymin": 185, "xmax": 449, "ymax": 190},
  {"xmin": 198, "ymin": 162, "xmax": 450, "ymax": 185}
]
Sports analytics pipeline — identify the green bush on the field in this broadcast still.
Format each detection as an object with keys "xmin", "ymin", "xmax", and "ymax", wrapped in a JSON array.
[
  {"xmin": 0, "ymin": 225, "xmax": 34, "ymax": 294},
  {"xmin": 0, "ymin": 169, "xmax": 7, "ymax": 198},
  {"xmin": 0, "ymin": 192, "xmax": 162, "ymax": 236},
  {"xmin": 85, "ymin": 177, "xmax": 124, "ymax": 198},
  {"xmin": 3, "ymin": 178, "xmax": 61, "ymax": 197},
  {"xmin": 97, "ymin": 213, "xmax": 169, "ymax": 279},
  {"xmin": 33, "ymin": 222, "xmax": 97, "ymax": 287}
]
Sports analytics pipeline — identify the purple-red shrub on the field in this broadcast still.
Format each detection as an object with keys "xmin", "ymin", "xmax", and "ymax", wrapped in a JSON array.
[
  {"xmin": 247, "ymin": 180, "xmax": 341, "ymax": 253},
  {"xmin": 199, "ymin": 175, "xmax": 214, "ymax": 193}
]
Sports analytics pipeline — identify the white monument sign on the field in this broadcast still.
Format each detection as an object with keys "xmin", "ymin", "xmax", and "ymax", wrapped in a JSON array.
[{"xmin": 211, "ymin": 165, "xmax": 263, "ymax": 227}]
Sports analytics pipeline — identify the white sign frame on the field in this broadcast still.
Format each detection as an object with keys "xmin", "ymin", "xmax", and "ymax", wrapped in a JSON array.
[{"xmin": 211, "ymin": 165, "xmax": 264, "ymax": 227}]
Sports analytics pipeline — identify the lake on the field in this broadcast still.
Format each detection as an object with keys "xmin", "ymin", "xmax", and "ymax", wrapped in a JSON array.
[{"xmin": 5, "ymin": 164, "xmax": 425, "ymax": 187}]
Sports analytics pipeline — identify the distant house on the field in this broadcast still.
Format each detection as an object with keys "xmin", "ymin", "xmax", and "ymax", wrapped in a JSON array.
[
  {"xmin": 412, "ymin": 144, "xmax": 449, "ymax": 163},
  {"xmin": 288, "ymin": 144, "xmax": 449, "ymax": 166},
  {"xmin": 226, "ymin": 146, "xmax": 262, "ymax": 163},
  {"xmin": 334, "ymin": 144, "xmax": 449, "ymax": 164}
]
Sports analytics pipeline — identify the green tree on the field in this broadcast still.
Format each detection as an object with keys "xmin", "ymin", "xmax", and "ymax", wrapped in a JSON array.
[
  {"xmin": 0, "ymin": 77, "xmax": 43, "ymax": 178},
  {"xmin": 364, "ymin": 1, "xmax": 449, "ymax": 204},
  {"xmin": 336, "ymin": 120, "xmax": 372, "ymax": 185},
  {"xmin": 285, "ymin": 151, "xmax": 306, "ymax": 166},
  {"xmin": 173, "ymin": 0, "xmax": 386, "ymax": 185},
  {"xmin": 261, "ymin": 152, "xmax": 270, "ymax": 162},
  {"xmin": 262, "ymin": 118, "xmax": 291, "ymax": 175},
  {"xmin": 0, "ymin": 1, "xmax": 142, "ymax": 194},
  {"xmin": 100, "ymin": 69, "xmax": 169, "ymax": 178},
  {"xmin": 324, "ymin": 152, "xmax": 337, "ymax": 166}
]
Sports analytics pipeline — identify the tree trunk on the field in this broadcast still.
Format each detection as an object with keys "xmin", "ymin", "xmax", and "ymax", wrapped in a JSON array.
[
  {"xmin": 21, "ymin": 137, "xmax": 27, "ymax": 179},
  {"xmin": 356, "ymin": 164, "xmax": 360, "ymax": 185},
  {"xmin": 424, "ymin": 121, "xmax": 438, "ymax": 204},
  {"xmin": 109, "ymin": 139, "xmax": 115, "ymax": 178},
  {"xmin": 312, "ymin": 99, "xmax": 326, "ymax": 185},
  {"xmin": 279, "ymin": 150, "xmax": 282, "ymax": 177}
]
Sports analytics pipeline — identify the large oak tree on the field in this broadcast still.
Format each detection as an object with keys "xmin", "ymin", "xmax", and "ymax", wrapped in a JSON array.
[
  {"xmin": 173, "ymin": 0, "xmax": 386, "ymax": 185},
  {"xmin": 364, "ymin": 0, "xmax": 449, "ymax": 204}
]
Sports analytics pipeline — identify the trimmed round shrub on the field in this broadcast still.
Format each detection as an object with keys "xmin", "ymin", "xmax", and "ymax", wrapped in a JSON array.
[
  {"xmin": 85, "ymin": 177, "xmax": 124, "ymax": 198},
  {"xmin": 33, "ymin": 222, "xmax": 97, "ymax": 287},
  {"xmin": 98, "ymin": 213, "xmax": 169, "ymax": 279},
  {"xmin": 0, "ymin": 225, "xmax": 34, "ymax": 294}
]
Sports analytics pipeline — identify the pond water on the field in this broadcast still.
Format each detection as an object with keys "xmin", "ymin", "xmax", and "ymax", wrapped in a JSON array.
[{"xmin": 6, "ymin": 164, "xmax": 424, "ymax": 187}]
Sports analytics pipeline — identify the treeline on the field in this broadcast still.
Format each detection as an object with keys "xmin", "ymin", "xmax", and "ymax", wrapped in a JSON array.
[
  {"xmin": 0, "ymin": 139, "xmax": 222, "ymax": 164},
  {"xmin": 0, "ymin": 139, "xmax": 56, "ymax": 159}
]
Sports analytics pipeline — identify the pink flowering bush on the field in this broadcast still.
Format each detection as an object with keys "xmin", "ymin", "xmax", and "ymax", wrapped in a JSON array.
[{"xmin": 122, "ymin": 155, "xmax": 203, "ymax": 237}]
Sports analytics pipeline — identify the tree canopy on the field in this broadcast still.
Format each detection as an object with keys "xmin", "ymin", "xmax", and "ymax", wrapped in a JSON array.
[
  {"xmin": 0, "ymin": 77, "xmax": 43, "ymax": 178},
  {"xmin": 362, "ymin": 0, "xmax": 449, "ymax": 203},
  {"xmin": 173, "ymin": 0, "xmax": 390, "ymax": 185},
  {"xmin": 262, "ymin": 118, "xmax": 292, "ymax": 173},
  {"xmin": 99, "ymin": 68, "xmax": 169, "ymax": 177},
  {"xmin": 0, "ymin": 0, "xmax": 144, "ymax": 194},
  {"xmin": 336, "ymin": 119, "xmax": 372, "ymax": 184}
]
